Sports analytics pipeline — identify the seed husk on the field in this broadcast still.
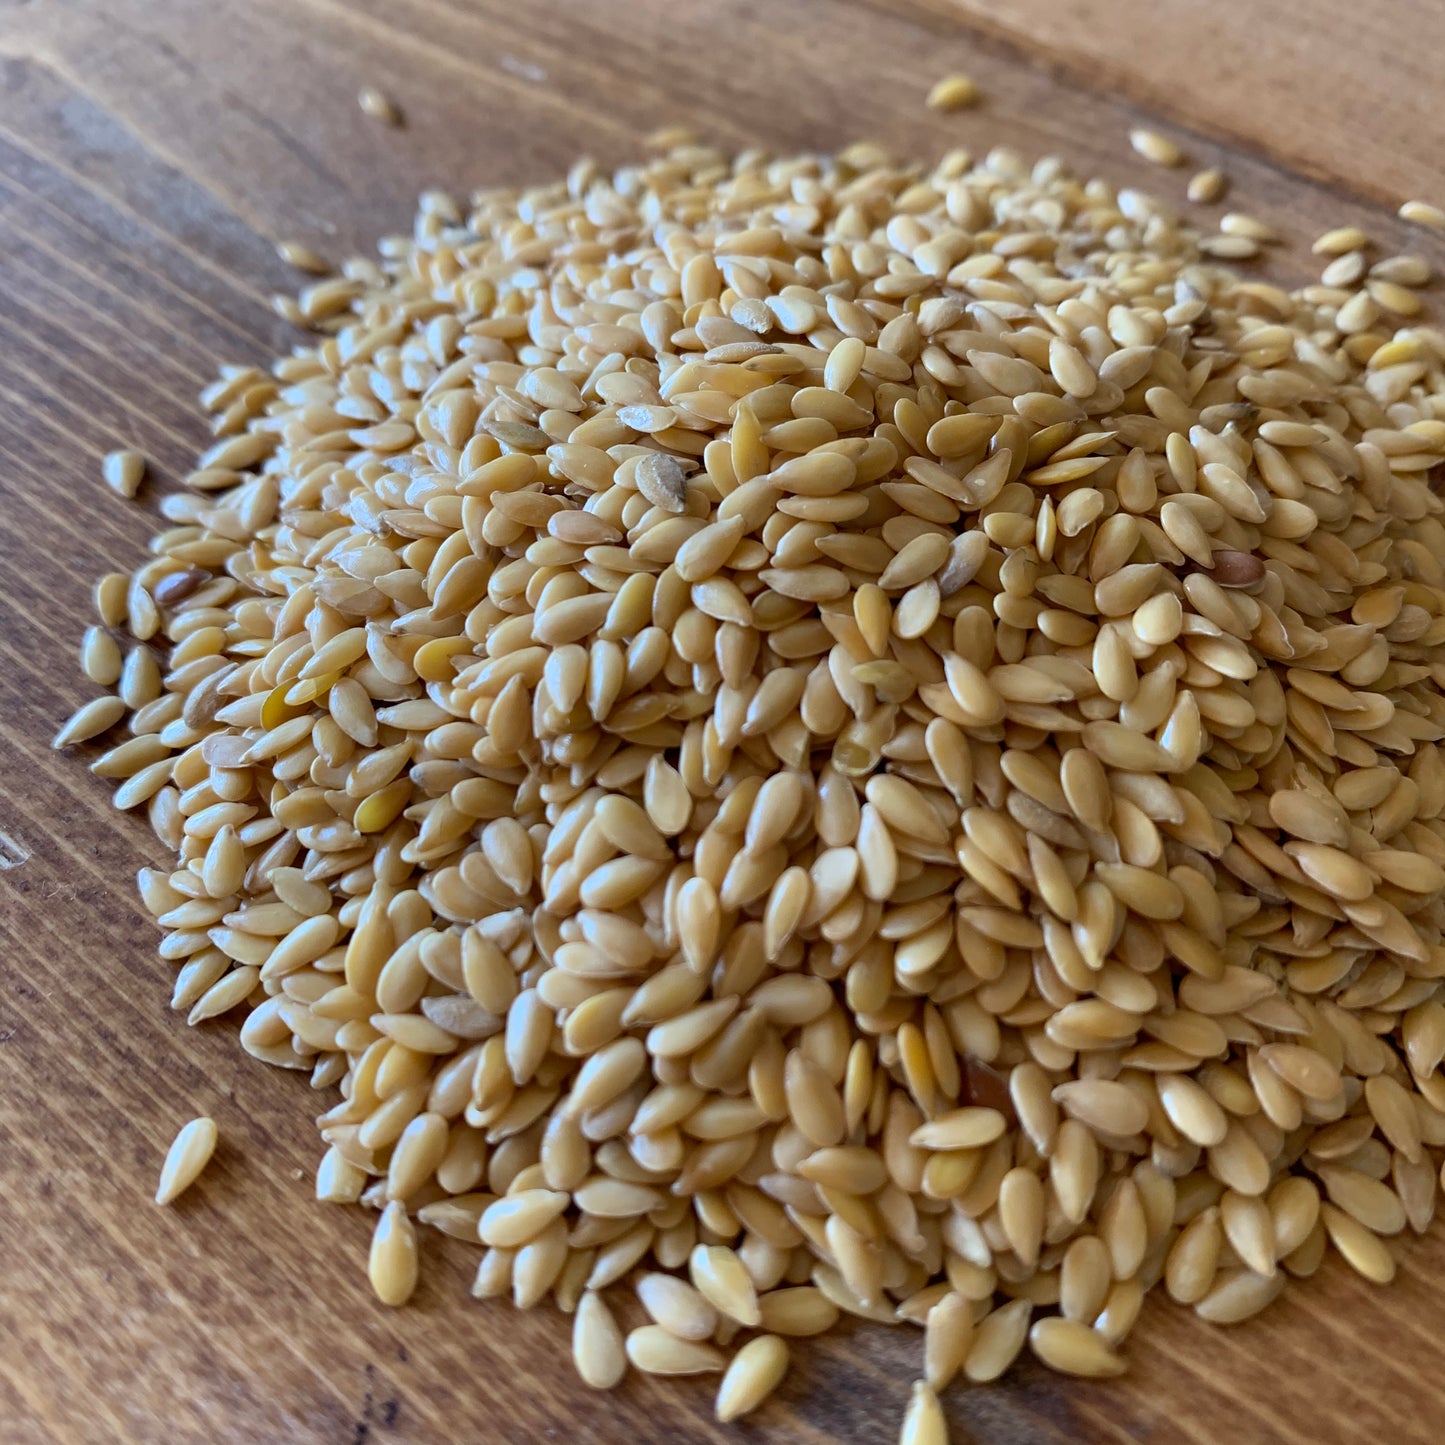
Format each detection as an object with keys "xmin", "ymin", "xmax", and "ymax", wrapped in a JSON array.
[{"xmin": 634, "ymin": 453, "xmax": 690, "ymax": 513}]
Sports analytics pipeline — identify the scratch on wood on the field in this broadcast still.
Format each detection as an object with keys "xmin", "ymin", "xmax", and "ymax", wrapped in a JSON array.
[{"xmin": 0, "ymin": 831, "xmax": 31, "ymax": 868}]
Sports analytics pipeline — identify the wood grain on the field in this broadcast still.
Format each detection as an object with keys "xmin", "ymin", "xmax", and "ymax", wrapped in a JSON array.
[
  {"xmin": 909, "ymin": 0, "xmax": 1445, "ymax": 207},
  {"xmin": 1, "ymin": 2, "xmax": 1443, "ymax": 1442}
]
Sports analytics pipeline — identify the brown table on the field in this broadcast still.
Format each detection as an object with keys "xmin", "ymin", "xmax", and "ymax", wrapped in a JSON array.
[{"xmin": 1, "ymin": 2, "xmax": 1442, "ymax": 1441}]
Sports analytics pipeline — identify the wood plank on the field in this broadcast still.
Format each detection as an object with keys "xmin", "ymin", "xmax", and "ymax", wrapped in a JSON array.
[
  {"xmin": 905, "ymin": 0, "xmax": 1445, "ymax": 208},
  {"xmin": 1, "ymin": 2, "xmax": 1443, "ymax": 1442}
]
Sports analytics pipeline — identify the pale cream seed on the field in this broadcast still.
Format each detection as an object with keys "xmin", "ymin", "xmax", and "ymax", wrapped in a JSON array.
[{"xmin": 155, "ymin": 1117, "xmax": 219, "ymax": 1205}]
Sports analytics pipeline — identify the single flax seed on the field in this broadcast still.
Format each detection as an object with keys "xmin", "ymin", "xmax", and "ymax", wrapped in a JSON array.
[
  {"xmin": 1130, "ymin": 128, "xmax": 1184, "ymax": 166},
  {"xmin": 358, "ymin": 85, "xmax": 402, "ymax": 126},
  {"xmin": 715, "ymin": 1335, "xmax": 789, "ymax": 1422},
  {"xmin": 155, "ymin": 1117, "xmax": 218, "ymax": 1205},
  {"xmin": 1399, "ymin": 199, "xmax": 1445, "ymax": 230},
  {"xmin": 1187, "ymin": 168, "xmax": 1226, "ymax": 203},
  {"xmin": 276, "ymin": 240, "xmax": 330, "ymax": 273},
  {"xmin": 926, "ymin": 73, "xmax": 979, "ymax": 112}
]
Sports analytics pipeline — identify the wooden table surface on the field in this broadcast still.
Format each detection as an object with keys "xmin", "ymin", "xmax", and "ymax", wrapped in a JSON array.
[{"xmin": 2, "ymin": 1, "xmax": 1443, "ymax": 1441}]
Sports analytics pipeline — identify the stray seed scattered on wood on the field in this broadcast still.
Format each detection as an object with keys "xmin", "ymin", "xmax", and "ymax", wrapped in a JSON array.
[
  {"xmin": 1398, "ymin": 199, "xmax": 1445, "ymax": 230},
  {"xmin": 1201, "ymin": 235, "xmax": 1260, "ymax": 260},
  {"xmin": 1187, "ymin": 168, "xmax": 1226, "ymax": 204},
  {"xmin": 155, "ymin": 1117, "xmax": 218, "ymax": 1204},
  {"xmin": 1219, "ymin": 213, "xmax": 1275, "ymax": 243},
  {"xmin": 926, "ymin": 73, "xmax": 979, "ymax": 111},
  {"xmin": 53, "ymin": 694, "xmax": 127, "ymax": 748},
  {"xmin": 276, "ymin": 240, "xmax": 330, "ymax": 274},
  {"xmin": 102, "ymin": 449, "xmax": 146, "ymax": 499},
  {"xmin": 1130, "ymin": 129, "xmax": 1184, "ymax": 166},
  {"xmin": 369, "ymin": 1201, "xmax": 419, "ymax": 1305},
  {"xmin": 357, "ymin": 86, "xmax": 402, "ymax": 126}
]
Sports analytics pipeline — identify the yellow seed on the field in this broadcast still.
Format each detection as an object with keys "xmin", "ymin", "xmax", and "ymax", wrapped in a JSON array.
[
  {"xmin": 276, "ymin": 240, "xmax": 330, "ymax": 273},
  {"xmin": 1187, "ymin": 168, "xmax": 1226, "ymax": 204},
  {"xmin": 53, "ymin": 695, "xmax": 127, "ymax": 748},
  {"xmin": 368, "ymin": 1202, "xmax": 420, "ymax": 1305},
  {"xmin": 354, "ymin": 778, "xmax": 412, "ymax": 834},
  {"xmin": 1399, "ymin": 199, "xmax": 1445, "ymax": 230},
  {"xmin": 926, "ymin": 73, "xmax": 978, "ymax": 111},
  {"xmin": 715, "ymin": 1335, "xmax": 789, "ymax": 1422},
  {"xmin": 1313, "ymin": 225, "xmax": 1371, "ymax": 256},
  {"xmin": 1130, "ymin": 129, "xmax": 1184, "ymax": 166},
  {"xmin": 900, "ymin": 1380, "xmax": 949, "ymax": 1445}
]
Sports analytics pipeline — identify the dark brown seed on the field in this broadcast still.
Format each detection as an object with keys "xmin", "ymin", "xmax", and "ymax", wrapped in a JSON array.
[
  {"xmin": 1207, "ymin": 551, "xmax": 1265, "ymax": 587},
  {"xmin": 153, "ymin": 569, "xmax": 211, "ymax": 607}
]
